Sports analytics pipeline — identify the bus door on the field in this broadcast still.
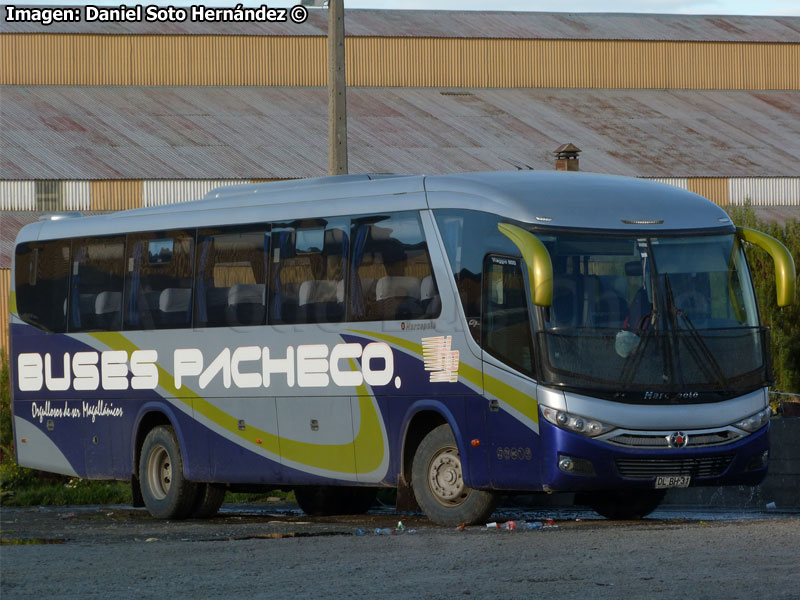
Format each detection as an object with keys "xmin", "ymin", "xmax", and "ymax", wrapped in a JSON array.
[{"xmin": 482, "ymin": 255, "xmax": 541, "ymax": 489}]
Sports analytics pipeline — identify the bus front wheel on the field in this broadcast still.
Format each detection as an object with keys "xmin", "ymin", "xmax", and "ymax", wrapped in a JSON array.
[
  {"xmin": 411, "ymin": 424, "xmax": 498, "ymax": 526},
  {"xmin": 139, "ymin": 425, "xmax": 198, "ymax": 520}
]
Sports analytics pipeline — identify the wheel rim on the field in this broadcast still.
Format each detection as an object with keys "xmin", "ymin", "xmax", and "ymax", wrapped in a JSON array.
[
  {"xmin": 427, "ymin": 446, "xmax": 469, "ymax": 507},
  {"xmin": 146, "ymin": 445, "xmax": 172, "ymax": 501}
]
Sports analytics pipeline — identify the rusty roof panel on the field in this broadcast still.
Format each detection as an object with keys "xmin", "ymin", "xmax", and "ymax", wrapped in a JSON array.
[
  {"xmin": 1, "ymin": 9, "xmax": 799, "ymax": 42},
  {"xmin": 1, "ymin": 85, "xmax": 799, "ymax": 179}
]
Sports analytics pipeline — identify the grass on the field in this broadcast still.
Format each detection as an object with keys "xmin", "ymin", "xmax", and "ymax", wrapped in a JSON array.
[
  {"xmin": 2, "ymin": 480, "xmax": 132, "ymax": 507},
  {"xmin": 1, "ymin": 472, "xmax": 298, "ymax": 507}
]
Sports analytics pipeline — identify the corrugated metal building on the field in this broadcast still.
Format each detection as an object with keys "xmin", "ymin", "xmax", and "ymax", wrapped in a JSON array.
[{"xmin": 1, "ymin": 9, "xmax": 799, "ymax": 350}]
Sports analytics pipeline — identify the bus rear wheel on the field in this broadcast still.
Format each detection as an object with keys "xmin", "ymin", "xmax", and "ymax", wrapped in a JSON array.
[
  {"xmin": 580, "ymin": 489, "xmax": 666, "ymax": 520},
  {"xmin": 294, "ymin": 486, "xmax": 378, "ymax": 516},
  {"xmin": 139, "ymin": 425, "xmax": 198, "ymax": 520},
  {"xmin": 191, "ymin": 483, "xmax": 226, "ymax": 519},
  {"xmin": 411, "ymin": 424, "xmax": 498, "ymax": 527}
]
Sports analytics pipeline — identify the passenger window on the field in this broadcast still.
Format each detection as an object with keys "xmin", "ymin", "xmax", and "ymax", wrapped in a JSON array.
[
  {"xmin": 195, "ymin": 227, "xmax": 270, "ymax": 328},
  {"xmin": 483, "ymin": 255, "xmax": 534, "ymax": 375},
  {"xmin": 350, "ymin": 212, "xmax": 440, "ymax": 322},
  {"xmin": 14, "ymin": 240, "xmax": 71, "ymax": 333},
  {"xmin": 269, "ymin": 218, "xmax": 348, "ymax": 325},
  {"xmin": 69, "ymin": 236, "xmax": 126, "ymax": 332},
  {"xmin": 125, "ymin": 230, "xmax": 194, "ymax": 330}
]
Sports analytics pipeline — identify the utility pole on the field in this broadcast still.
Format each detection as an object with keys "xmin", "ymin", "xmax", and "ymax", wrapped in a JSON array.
[{"xmin": 328, "ymin": 0, "xmax": 348, "ymax": 175}]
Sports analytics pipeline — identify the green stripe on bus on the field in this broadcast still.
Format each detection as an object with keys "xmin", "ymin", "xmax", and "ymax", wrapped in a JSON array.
[
  {"xmin": 89, "ymin": 332, "xmax": 385, "ymax": 476},
  {"xmin": 9, "ymin": 290, "xmax": 17, "ymax": 313}
]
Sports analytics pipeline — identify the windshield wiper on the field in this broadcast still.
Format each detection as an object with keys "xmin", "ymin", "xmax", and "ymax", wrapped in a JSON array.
[
  {"xmin": 664, "ymin": 273, "xmax": 728, "ymax": 392},
  {"xmin": 618, "ymin": 329, "xmax": 650, "ymax": 389}
]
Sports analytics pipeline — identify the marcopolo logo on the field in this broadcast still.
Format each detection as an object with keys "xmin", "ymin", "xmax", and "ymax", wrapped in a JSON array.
[{"xmin": 16, "ymin": 342, "xmax": 395, "ymax": 393}]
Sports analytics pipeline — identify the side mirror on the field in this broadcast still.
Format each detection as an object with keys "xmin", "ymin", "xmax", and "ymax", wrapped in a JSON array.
[
  {"xmin": 497, "ymin": 223, "xmax": 553, "ymax": 306},
  {"xmin": 737, "ymin": 226, "xmax": 796, "ymax": 307}
]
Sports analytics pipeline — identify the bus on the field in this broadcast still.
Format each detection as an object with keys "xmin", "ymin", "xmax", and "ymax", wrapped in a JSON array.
[{"xmin": 9, "ymin": 171, "xmax": 795, "ymax": 525}]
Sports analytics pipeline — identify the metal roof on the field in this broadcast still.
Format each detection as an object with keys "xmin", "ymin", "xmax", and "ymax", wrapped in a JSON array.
[
  {"xmin": 1, "ymin": 86, "xmax": 798, "ymax": 180},
  {"xmin": 1, "ymin": 9, "xmax": 798, "ymax": 42},
  {"xmin": 0, "ymin": 211, "xmax": 37, "ymax": 268}
]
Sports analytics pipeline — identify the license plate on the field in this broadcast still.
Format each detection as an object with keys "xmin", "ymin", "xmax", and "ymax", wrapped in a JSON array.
[{"xmin": 655, "ymin": 475, "xmax": 691, "ymax": 489}]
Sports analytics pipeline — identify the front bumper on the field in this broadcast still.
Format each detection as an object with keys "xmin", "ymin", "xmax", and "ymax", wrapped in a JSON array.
[{"xmin": 539, "ymin": 416, "xmax": 770, "ymax": 492}]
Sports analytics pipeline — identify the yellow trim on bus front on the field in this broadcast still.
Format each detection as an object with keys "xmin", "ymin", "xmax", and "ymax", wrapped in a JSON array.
[
  {"xmin": 497, "ymin": 223, "xmax": 553, "ymax": 307},
  {"xmin": 737, "ymin": 227, "xmax": 797, "ymax": 307}
]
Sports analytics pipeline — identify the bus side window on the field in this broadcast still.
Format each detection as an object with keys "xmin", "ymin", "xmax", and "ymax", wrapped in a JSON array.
[
  {"xmin": 195, "ymin": 228, "xmax": 269, "ymax": 328},
  {"xmin": 350, "ymin": 212, "xmax": 440, "ymax": 322},
  {"xmin": 434, "ymin": 210, "xmax": 521, "ymax": 345},
  {"xmin": 270, "ymin": 218, "xmax": 348, "ymax": 325},
  {"xmin": 482, "ymin": 255, "xmax": 534, "ymax": 375},
  {"xmin": 69, "ymin": 236, "xmax": 126, "ymax": 332},
  {"xmin": 14, "ymin": 240, "xmax": 71, "ymax": 333},
  {"xmin": 124, "ymin": 230, "xmax": 195, "ymax": 330}
]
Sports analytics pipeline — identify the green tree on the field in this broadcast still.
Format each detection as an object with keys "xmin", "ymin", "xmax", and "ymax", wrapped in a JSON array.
[{"xmin": 727, "ymin": 205, "xmax": 800, "ymax": 394}]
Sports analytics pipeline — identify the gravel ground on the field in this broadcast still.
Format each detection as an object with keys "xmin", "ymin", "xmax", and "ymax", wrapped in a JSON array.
[{"xmin": 2, "ymin": 504, "xmax": 799, "ymax": 599}]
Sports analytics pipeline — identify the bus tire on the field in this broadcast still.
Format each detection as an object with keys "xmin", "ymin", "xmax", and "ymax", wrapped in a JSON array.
[
  {"xmin": 580, "ymin": 489, "xmax": 666, "ymax": 520},
  {"xmin": 139, "ymin": 425, "xmax": 198, "ymax": 520},
  {"xmin": 295, "ymin": 486, "xmax": 377, "ymax": 516},
  {"xmin": 411, "ymin": 424, "xmax": 498, "ymax": 526},
  {"xmin": 191, "ymin": 483, "xmax": 226, "ymax": 519}
]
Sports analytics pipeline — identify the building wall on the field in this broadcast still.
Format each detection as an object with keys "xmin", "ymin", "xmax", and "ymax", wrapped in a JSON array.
[
  {"xmin": 1, "ymin": 178, "xmax": 798, "ymax": 217},
  {"xmin": 688, "ymin": 177, "xmax": 730, "ymax": 206},
  {"xmin": 0, "ymin": 181, "xmax": 35, "ymax": 210},
  {"xmin": 0, "ymin": 181, "xmax": 90, "ymax": 211},
  {"xmin": 90, "ymin": 180, "xmax": 143, "ymax": 211},
  {"xmin": 0, "ymin": 179, "xmax": 280, "ymax": 213},
  {"xmin": 143, "ymin": 180, "xmax": 250, "ymax": 207},
  {"xmin": 729, "ymin": 178, "xmax": 800, "ymax": 206},
  {"xmin": 645, "ymin": 177, "xmax": 689, "ymax": 190},
  {"xmin": 2, "ymin": 35, "xmax": 798, "ymax": 89}
]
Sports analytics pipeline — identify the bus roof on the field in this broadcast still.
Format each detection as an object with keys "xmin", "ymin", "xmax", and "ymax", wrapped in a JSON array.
[
  {"xmin": 16, "ymin": 171, "xmax": 733, "ymax": 244},
  {"xmin": 425, "ymin": 171, "xmax": 733, "ymax": 232}
]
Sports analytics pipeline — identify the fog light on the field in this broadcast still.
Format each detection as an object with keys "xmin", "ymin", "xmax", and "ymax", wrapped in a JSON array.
[
  {"xmin": 746, "ymin": 449, "xmax": 769, "ymax": 471},
  {"xmin": 559, "ymin": 456, "xmax": 574, "ymax": 472},
  {"xmin": 558, "ymin": 454, "xmax": 596, "ymax": 476}
]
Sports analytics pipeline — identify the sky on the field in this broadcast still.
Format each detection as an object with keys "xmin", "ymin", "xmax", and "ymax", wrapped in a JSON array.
[{"xmin": 12, "ymin": 0, "xmax": 800, "ymax": 16}]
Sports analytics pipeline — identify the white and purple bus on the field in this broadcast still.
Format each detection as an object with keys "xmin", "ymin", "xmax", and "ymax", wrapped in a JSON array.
[{"xmin": 10, "ymin": 171, "xmax": 795, "ymax": 524}]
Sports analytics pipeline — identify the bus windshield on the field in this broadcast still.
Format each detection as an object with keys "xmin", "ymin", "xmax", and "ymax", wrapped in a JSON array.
[{"xmin": 531, "ymin": 232, "xmax": 769, "ymax": 402}]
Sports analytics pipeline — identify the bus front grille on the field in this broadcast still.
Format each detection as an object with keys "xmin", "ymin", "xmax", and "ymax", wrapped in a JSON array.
[
  {"xmin": 615, "ymin": 456, "xmax": 734, "ymax": 479},
  {"xmin": 608, "ymin": 430, "xmax": 744, "ymax": 449}
]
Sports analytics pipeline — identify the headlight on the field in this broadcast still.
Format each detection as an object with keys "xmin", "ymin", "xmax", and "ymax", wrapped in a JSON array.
[
  {"xmin": 734, "ymin": 407, "xmax": 771, "ymax": 432},
  {"xmin": 541, "ymin": 407, "xmax": 615, "ymax": 437}
]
